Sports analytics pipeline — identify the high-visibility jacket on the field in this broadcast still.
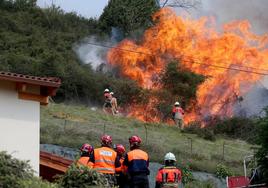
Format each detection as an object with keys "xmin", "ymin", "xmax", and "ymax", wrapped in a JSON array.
[
  {"xmin": 93, "ymin": 147, "xmax": 117, "ymax": 174},
  {"xmin": 155, "ymin": 166, "xmax": 182, "ymax": 188},
  {"xmin": 77, "ymin": 156, "xmax": 94, "ymax": 168},
  {"xmin": 115, "ymin": 156, "xmax": 126, "ymax": 173},
  {"xmin": 124, "ymin": 149, "xmax": 149, "ymax": 175},
  {"xmin": 104, "ymin": 93, "xmax": 112, "ymax": 101},
  {"xmin": 172, "ymin": 107, "xmax": 184, "ymax": 119}
]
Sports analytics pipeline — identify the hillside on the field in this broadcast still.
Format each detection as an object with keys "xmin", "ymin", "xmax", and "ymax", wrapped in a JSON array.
[
  {"xmin": 0, "ymin": 0, "xmax": 144, "ymax": 107},
  {"xmin": 41, "ymin": 103, "xmax": 255, "ymax": 175}
]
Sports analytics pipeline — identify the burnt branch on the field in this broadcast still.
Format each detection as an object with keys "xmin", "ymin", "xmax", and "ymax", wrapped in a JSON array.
[{"xmin": 161, "ymin": 0, "xmax": 200, "ymax": 9}]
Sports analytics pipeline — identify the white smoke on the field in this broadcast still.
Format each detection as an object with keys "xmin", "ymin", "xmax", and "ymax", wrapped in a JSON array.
[
  {"xmin": 74, "ymin": 36, "xmax": 109, "ymax": 70},
  {"xmin": 74, "ymin": 28, "xmax": 123, "ymax": 71}
]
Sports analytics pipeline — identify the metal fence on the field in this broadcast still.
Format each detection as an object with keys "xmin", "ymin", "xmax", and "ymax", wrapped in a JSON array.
[{"xmin": 41, "ymin": 117, "xmax": 257, "ymax": 164}]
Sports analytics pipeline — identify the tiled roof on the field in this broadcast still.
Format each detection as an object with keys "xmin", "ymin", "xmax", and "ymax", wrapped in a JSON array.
[{"xmin": 0, "ymin": 71, "xmax": 61, "ymax": 87}]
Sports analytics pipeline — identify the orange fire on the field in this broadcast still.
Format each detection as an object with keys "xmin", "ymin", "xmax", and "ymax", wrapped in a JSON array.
[{"xmin": 107, "ymin": 8, "xmax": 268, "ymax": 124}]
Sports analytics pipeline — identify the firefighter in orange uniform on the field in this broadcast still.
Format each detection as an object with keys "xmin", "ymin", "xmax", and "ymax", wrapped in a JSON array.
[
  {"xmin": 103, "ymin": 89, "xmax": 112, "ymax": 108},
  {"xmin": 172, "ymin": 102, "xmax": 185, "ymax": 130},
  {"xmin": 115, "ymin": 144, "xmax": 129, "ymax": 188},
  {"xmin": 77, "ymin": 143, "xmax": 94, "ymax": 168},
  {"xmin": 155, "ymin": 152, "xmax": 182, "ymax": 188},
  {"xmin": 91, "ymin": 134, "xmax": 120, "ymax": 187},
  {"xmin": 124, "ymin": 135, "xmax": 150, "ymax": 188}
]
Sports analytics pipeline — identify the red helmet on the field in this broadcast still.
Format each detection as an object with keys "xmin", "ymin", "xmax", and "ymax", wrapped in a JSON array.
[
  {"xmin": 129, "ymin": 135, "xmax": 142, "ymax": 145},
  {"xmin": 80, "ymin": 143, "xmax": 93, "ymax": 153},
  {"xmin": 101, "ymin": 134, "xmax": 112, "ymax": 145},
  {"xmin": 116, "ymin": 144, "xmax": 126, "ymax": 155}
]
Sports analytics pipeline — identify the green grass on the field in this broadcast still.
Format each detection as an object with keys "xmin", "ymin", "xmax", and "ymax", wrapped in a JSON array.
[{"xmin": 41, "ymin": 103, "xmax": 256, "ymax": 175}]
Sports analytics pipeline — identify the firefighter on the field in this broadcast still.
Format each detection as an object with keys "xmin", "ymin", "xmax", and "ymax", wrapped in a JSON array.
[
  {"xmin": 115, "ymin": 144, "xmax": 128, "ymax": 188},
  {"xmin": 172, "ymin": 102, "xmax": 185, "ymax": 130},
  {"xmin": 124, "ymin": 135, "xmax": 150, "ymax": 188},
  {"xmin": 155, "ymin": 152, "xmax": 182, "ymax": 188},
  {"xmin": 77, "ymin": 143, "xmax": 94, "ymax": 168},
  {"xmin": 103, "ymin": 89, "xmax": 112, "ymax": 111},
  {"xmin": 91, "ymin": 134, "xmax": 120, "ymax": 187},
  {"xmin": 110, "ymin": 92, "xmax": 119, "ymax": 115}
]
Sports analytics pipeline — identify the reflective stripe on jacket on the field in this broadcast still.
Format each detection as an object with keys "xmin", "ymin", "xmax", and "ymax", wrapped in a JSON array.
[
  {"xmin": 77, "ymin": 156, "xmax": 93, "ymax": 168},
  {"xmin": 125, "ymin": 149, "xmax": 149, "ymax": 175},
  {"xmin": 93, "ymin": 147, "xmax": 117, "ymax": 174},
  {"xmin": 172, "ymin": 107, "xmax": 184, "ymax": 119},
  {"xmin": 156, "ymin": 166, "xmax": 182, "ymax": 185}
]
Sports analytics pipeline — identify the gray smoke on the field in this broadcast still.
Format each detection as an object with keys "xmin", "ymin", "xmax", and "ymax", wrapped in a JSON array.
[
  {"xmin": 174, "ymin": 0, "xmax": 268, "ymax": 34},
  {"xmin": 234, "ymin": 78, "xmax": 268, "ymax": 117}
]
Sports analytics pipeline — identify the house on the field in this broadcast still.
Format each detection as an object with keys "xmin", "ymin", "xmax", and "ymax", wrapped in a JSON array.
[{"xmin": 0, "ymin": 71, "xmax": 61, "ymax": 175}]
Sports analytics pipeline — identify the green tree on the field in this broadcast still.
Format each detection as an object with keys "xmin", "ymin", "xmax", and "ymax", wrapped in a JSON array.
[
  {"xmin": 161, "ymin": 60, "xmax": 205, "ymax": 107},
  {"xmin": 99, "ymin": 0, "xmax": 159, "ymax": 37},
  {"xmin": 0, "ymin": 0, "xmax": 143, "ymax": 106},
  {"xmin": 256, "ymin": 107, "xmax": 268, "ymax": 183}
]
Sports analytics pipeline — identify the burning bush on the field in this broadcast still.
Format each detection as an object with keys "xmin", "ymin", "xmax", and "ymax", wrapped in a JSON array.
[{"xmin": 107, "ymin": 7, "xmax": 268, "ymax": 124}]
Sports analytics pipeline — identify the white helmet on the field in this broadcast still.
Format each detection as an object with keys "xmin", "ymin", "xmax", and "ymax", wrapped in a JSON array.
[
  {"xmin": 110, "ymin": 92, "xmax": 114, "ymax": 95},
  {"xmin": 174, "ymin": 102, "xmax": 180, "ymax": 106},
  {"xmin": 104, "ymin": 89, "xmax": 110, "ymax": 92},
  {"xmin": 164, "ymin": 152, "xmax": 176, "ymax": 161}
]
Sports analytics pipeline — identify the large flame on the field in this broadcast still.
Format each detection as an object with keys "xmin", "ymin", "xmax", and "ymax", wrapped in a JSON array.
[{"xmin": 107, "ymin": 8, "xmax": 268, "ymax": 123}]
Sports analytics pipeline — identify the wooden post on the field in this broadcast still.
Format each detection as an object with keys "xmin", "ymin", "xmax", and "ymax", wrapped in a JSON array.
[
  {"xmin": 222, "ymin": 142, "xmax": 225, "ymax": 160},
  {"xmin": 103, "ymin": 123, "xmax": 106, "ymax": 135},
  {"xmin": 188, "ymin": 138, "xmax": 193, "ymax": 155},
  {"xmin": 144, "ymin": 123, "xmax": 148, "ymax": 145},
  {"xmin": 63, "ymin": 119, "xmax": 67, "ymax": 132}
]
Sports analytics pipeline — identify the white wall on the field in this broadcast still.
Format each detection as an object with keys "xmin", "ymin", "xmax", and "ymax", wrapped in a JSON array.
[{"xmin": 0, "ymin": 81, "xmax": 40, "ymax": 174}]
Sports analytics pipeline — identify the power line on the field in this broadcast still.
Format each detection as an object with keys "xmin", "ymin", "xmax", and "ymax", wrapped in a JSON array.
[
  {"xmin": 87, "ymin": 42, "xmax": 268, "ymax": 72},
  {"xmin": 189, "ymin": 62, "xmax": 268, "ymax": 76},
  {"xmin": 86, "ymin": 42, "xmax": 268, "ymax": 75}
]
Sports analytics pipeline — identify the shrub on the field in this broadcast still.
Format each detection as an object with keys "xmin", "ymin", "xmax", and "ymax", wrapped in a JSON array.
[
  {"xmin": 184, "ymin": 180, "xmax": 215, "ymax": 188},
  {"xmin": 211, "ymin": 117, "xmax": 258, "ymax": 143},
  {"xmin": 0, "ymin": 151, "xmax": 56, "ymax": 188},
  {"xmin": 256, "ymin": 107, "xmax": 268, "ymax": 183},
  {"xmin": 215, "ymin": 164, "xmax": 233, "ymax": 179},
  {"xmin": 19, "ymin": 177, "xmax": 59, "ymax": 188},
  {"xmin": 0, "ymin": 151, "xmax": 34, "ymax": 188},
  {"xmin": 184, "ymin": 123, "xmax": 216, "ymax": 141},
  {"xmin": 177, "ymin": 165, "xmax": 194, "ymax": 184},
  {"xmin": 57, "ymin": 164, "xmax": 109, "ymax": 188}
]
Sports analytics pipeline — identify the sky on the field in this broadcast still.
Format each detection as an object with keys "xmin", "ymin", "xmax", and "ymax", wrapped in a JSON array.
[
  {"xmin": 37, "ymin": 0, "xmax": 109, "ymax": 18},
  {"xmin": 37, "ymin": 0, "xmax": 268, "ymax": 34}
]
